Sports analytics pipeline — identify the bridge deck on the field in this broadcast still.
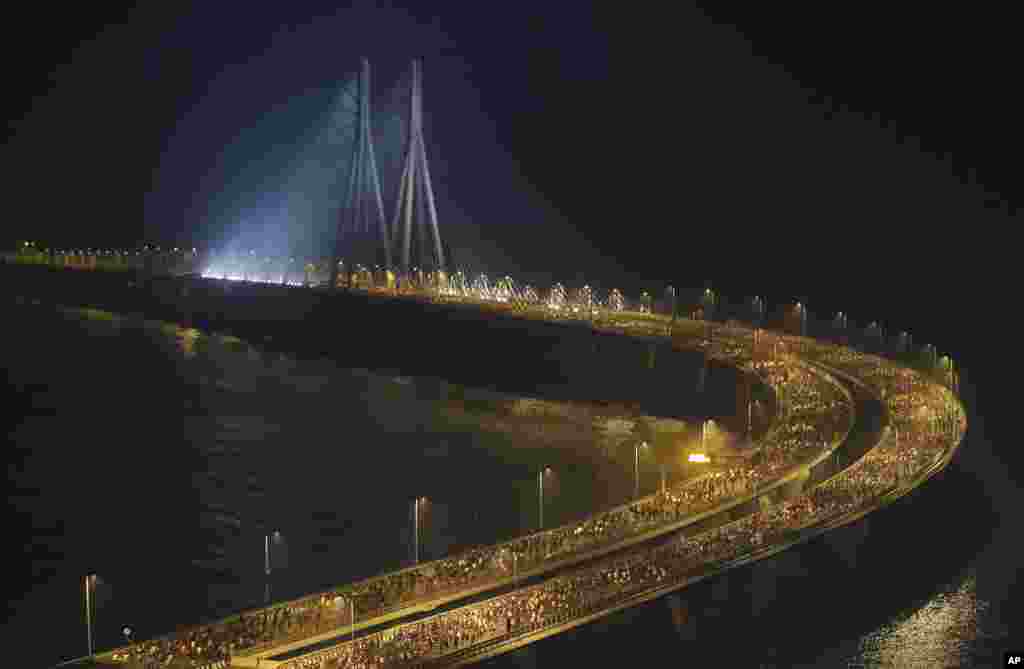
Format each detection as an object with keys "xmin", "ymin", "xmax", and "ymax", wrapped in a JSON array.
[{"xmin": 15, "ymin": 264, "xmax": 962, "ymax": 669}]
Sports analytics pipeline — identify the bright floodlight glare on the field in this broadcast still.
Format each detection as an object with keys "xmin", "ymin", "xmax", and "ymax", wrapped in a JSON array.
[{"xmin": 688, "ymin": 453, "xmax": 710, "ymax": 463}]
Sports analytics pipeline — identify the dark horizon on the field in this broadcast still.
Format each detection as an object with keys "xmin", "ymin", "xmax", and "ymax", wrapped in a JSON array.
[{"xmin": 3, "ymin": 3, "xmax": 1017, "ymax": 426}]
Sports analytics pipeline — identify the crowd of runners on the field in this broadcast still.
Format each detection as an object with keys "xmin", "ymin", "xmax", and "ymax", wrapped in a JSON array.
[{"xmin": 278, "ymin": 347, "xmax": 963, "ymax": 669}]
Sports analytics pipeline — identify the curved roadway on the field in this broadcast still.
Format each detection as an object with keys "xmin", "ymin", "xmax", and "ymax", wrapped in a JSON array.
[
  {"xmin": 74, "ymin": 288, "xmax": 964, "ymax": 669},
  {"xmin": 259, "ymin": 314, "xmax": 964, "ymax": 669}
]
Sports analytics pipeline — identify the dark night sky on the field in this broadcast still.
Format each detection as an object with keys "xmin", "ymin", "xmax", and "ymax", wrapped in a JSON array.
[{"xmin": 3, "ymin": 2, "xmax": 1019, "ymax": 369}]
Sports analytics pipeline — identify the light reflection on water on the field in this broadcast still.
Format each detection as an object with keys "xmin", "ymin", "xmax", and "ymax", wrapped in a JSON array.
[{"xmin": 854, "ymin": 572, "xmax": 985, "ymax": 669}]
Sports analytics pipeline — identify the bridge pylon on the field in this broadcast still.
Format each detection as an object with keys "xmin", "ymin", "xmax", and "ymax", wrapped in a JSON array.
[
  {"xmin": 391, "ymin": 59, "xmax": 445, "ymax": 278},
  {"xmin": 331, "ymin": 58, "xmax": 390, "ymax": 289}
]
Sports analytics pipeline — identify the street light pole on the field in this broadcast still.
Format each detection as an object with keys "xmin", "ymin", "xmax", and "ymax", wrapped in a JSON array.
[
  {"xmin": 413, "ymin": 498, "xmax": 420, "ymax": 565},
  {"xmin": 634, "ymin": 442, "xmax": 648, "ymax": 499},
  {"xmin": 85, "ymin": 574, "xmax": 94, "ymax": 659},
  {"xmin": 538, "ymin": 469, "xmax": 544, "ymax": 531},
  {"xmin": 635, "ymin": 444, "xmax": 640, "ymax": 499},
  {"xmin": 121, "ymin": 627, "xmax": 134, "ymax": 662}
]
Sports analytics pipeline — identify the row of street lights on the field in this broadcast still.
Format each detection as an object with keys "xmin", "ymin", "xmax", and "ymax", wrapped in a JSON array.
[
  {"xmin": 13, "ymin": 242, "xmax": 957, "ymax": 374},
  {"xmin": 81, "ymin": 426, "xmax": 723, "ymax": 661},
  {"xmin": 412, "ymin": 449, "xmax": 687, "ymax": 559}
]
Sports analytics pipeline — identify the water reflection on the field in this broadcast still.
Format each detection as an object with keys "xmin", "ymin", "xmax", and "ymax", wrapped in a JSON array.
[{"xmin": 857, "ymin": 572, "xmax": 985, "ymax": 668}]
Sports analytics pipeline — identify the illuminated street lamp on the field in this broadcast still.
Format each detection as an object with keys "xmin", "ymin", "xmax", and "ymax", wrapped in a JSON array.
[
  {"xmin": 701, "ymin": 286, "xmax": 716, "ymax": 339},
  {"xmin": 538, "ymin": 466, "xmax": 553, "ymax": 530},
  {"xmin": 794, "ymin": 301, "xmax": 807, "ymax": 338},
  {"xmin": 634, "ymin": 442, "xmax": 649, "ymax": 499},
  {"xmin": 264, "ymin": 530, "xmax": 282, "ymax": 576},
  {"xmin": 121, "ymin": 626, "xmax": 134, "ymax": 661},
  {"xmin": 938, "ymin": 355, "xmax": 955, "ymax": 388},
  {"xmin": 665, "ymin": 285, "xmax": 677, "ymax": 323},
  {"xmin": 922, "ymin": 344, "xmax": 936, "ymax": 368}
]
